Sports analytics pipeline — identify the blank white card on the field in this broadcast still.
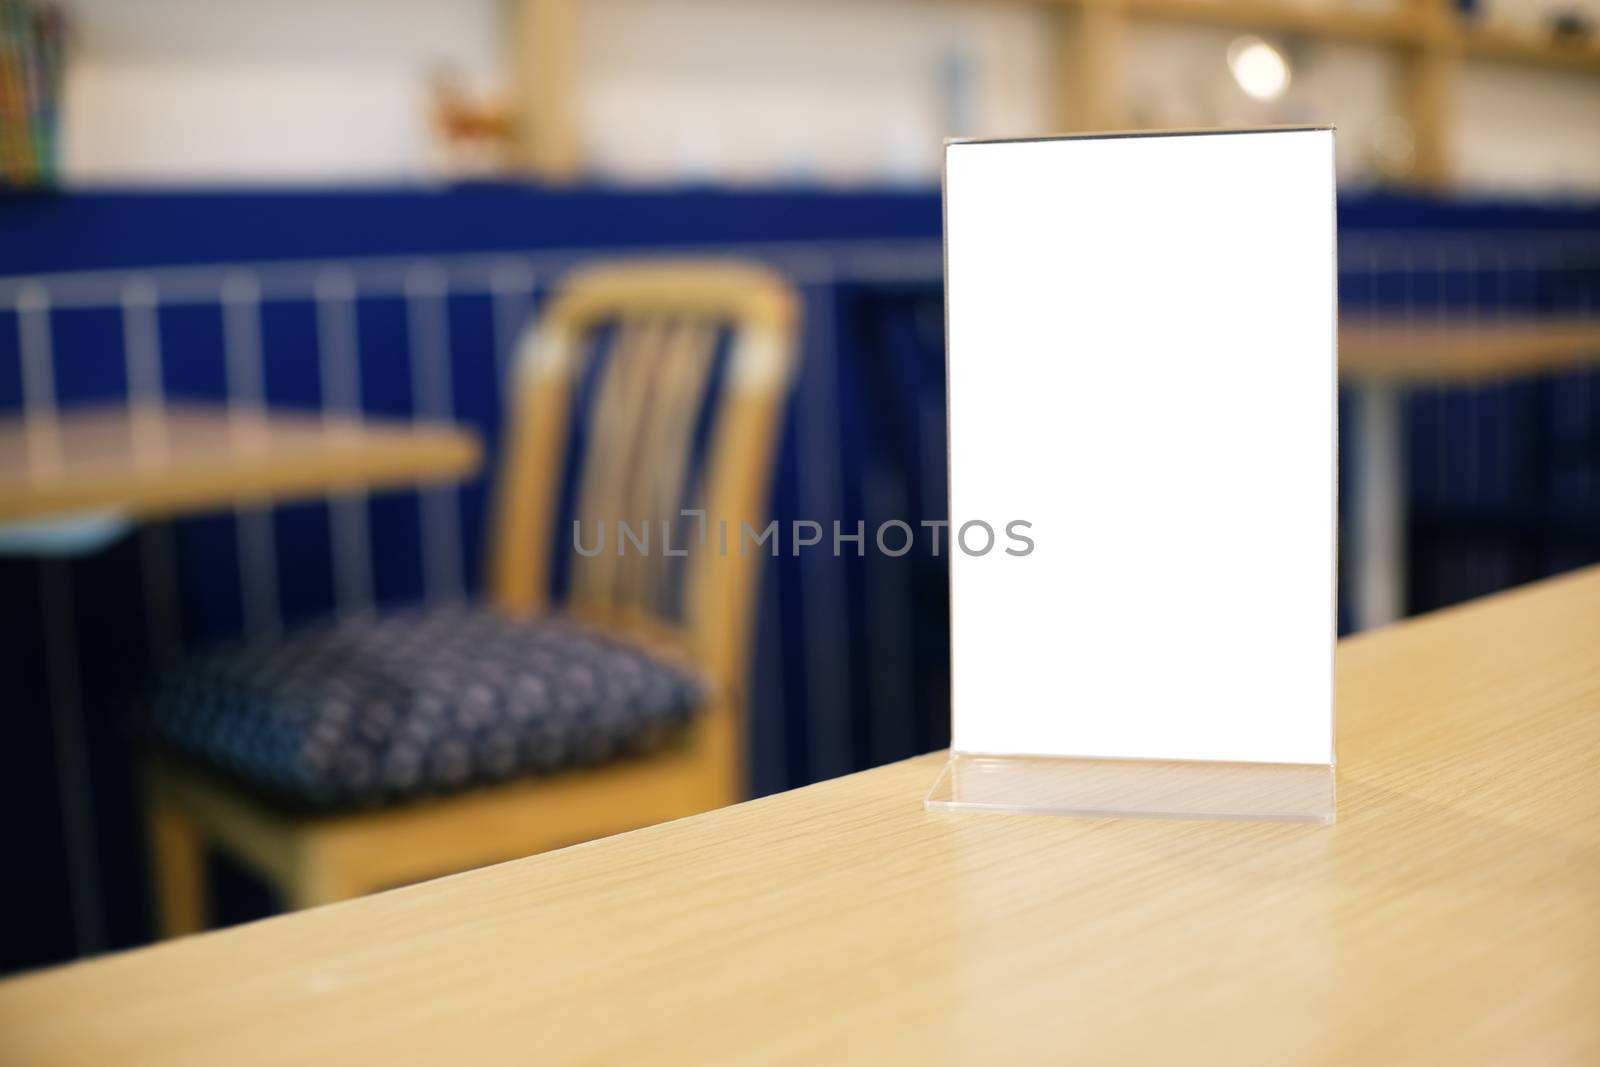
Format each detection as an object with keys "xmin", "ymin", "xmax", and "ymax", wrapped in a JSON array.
[{"xmin": 946, "ymin": 129, "xmax": 1336, "ymax": 766}]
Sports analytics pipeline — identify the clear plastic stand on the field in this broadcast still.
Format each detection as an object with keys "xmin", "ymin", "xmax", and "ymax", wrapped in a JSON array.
[{"xmin": 925, "ymin": 754, "xmax": 1335, "ymax": 824}]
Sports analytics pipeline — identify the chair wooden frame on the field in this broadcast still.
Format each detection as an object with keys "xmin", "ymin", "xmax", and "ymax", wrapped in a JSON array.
[{"xmin": 146, "ymin": 259, "xmax": 799, "ymax": 934}]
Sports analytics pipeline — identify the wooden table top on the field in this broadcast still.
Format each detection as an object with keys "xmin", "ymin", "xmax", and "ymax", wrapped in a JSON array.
[
  {"xmin": 3, "ymin": 567, "xmax": 1597, "ymax": 1065},
  {"xmin": 0, "ymin": 404, "xmax": 481, "ymax": 525},
  {"xmin": 1339, "ymin": 315, "xmax": 1600, "ymax": 383}
]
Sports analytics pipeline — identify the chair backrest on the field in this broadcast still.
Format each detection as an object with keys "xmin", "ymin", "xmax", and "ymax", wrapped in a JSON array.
[{"xmin": 488, "ymin": 259, "xmax": 799, "ymax": 693}]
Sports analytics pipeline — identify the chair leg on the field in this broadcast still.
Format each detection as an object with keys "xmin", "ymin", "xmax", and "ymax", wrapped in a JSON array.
[
  {"xmin": 147, "ymin": 794, "xmax": 208, "ymax": 939},
  {"xmin": 280, "ymin": 844, "xmax": 363, "ymax": 912}
]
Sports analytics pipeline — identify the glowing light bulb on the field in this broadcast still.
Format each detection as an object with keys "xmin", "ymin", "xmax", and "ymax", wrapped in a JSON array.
[{"xmin": 1228, "ymin": 36, "xmax": 1291, "ymax": 102}]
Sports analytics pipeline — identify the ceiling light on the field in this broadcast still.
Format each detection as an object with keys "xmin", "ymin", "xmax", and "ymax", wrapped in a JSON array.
[{"xmin": 1228, "ymin": 36, "xmax": 1291, "ymax": 102}]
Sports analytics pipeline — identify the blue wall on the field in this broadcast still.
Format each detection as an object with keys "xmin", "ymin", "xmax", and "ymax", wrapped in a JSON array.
[{"xmin": 0, "ymin": 182, "xmax": 944, "ymax": 274}]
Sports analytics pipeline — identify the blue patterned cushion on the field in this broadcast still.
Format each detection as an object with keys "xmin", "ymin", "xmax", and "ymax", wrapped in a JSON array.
[{"xmin": 149, "ymin": 607, "xmax": 707, "ymax": 810}]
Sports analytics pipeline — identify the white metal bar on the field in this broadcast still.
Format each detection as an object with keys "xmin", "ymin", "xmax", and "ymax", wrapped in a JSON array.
[
  {"xmin": 37, "ymin": 559, "xmax": 106, "ymax": 956},
  {"xmin": 1354, "ymin": 381, "xmax": 1406, "ymax": 630},
  {"xmin": 120, "ymin": 277, "xmax": 167, "ymax": 464},
  {"xmin": 138, "ymin": 522, "xmax": 184, "ymax": 668},
  {"xmin": 795, "ymin": 272, "xmax": 856, "ymax": 780},
  {"xmin": 221, "ymin": 272, "xmax": 281, "ymax": 639},
  {"xmin": 406, "ymin": 264, "xmax": 465, "ymax": 605},
  {"xmin": 233, "ymin": 508, "xmax": 280, "ymax": 641},
  {"xmin": 490, "ymin": 260, "xmax": 536, "ymax": 390},
  {"xmin": 315, "ymin": 270, "xmax": 361, "ymax": 418},
  {"xmin": 315, "ymin": 269, "xmax": 375, "ymax": 617},
  {"xmin": 17, "ymin": 284, "xmax": 62, "ymax": 475},
  {"xmin": 861, "ymin": 468, "xmax": 917, "ymax": 765},
  {"xmin": 221, "ymin": 273, "xmax": 268, "ymax": 446},
  {"xmin": 124, "ymin": 279, "xmax": 186, "ymax": 668},
  {"xmin": 1582, "ymin": 289, "xmax": 1596, "ymax": 507},
  {"xmin": 6, "ymin": 232, "xmax": 1599, "ymax": 310},
  {"xmin": 16, "ymin": 284, "xmax": 106, "ymax": 953},
  {"xmin": 0, "ymin": 239, "xmax": 955, "ymax": 308},
  {"xmin": 750, "ymin": 558, "xmax": 788, "ymax": 798}
]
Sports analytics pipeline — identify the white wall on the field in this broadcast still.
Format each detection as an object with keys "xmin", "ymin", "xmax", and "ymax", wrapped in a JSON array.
[
  {"xmin": 63, "ymin": 0, "xmax": 500, "ymax": 183},
  {"xmin": 577, "ymin": 0, "xmax": 1049, "ymax": 185},
  {"xmin": 59, "ymin": 0, "xmax": 1600, "ymax": 194},
  {"xmin": 1454, "ymin": 63, "xmax": 1600, "ymax": 195},
  {"xmin": 1122, "ymin": 27, "xmax": 1400, "ymax": 188}
]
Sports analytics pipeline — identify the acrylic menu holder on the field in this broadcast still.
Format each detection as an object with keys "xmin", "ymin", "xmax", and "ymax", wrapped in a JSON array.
[
  {"xmin": 924, "ymin": 756, "xmax": 1335, "ymax": 824},
  {"xmin": 928, "ymin": 129, "xmax": 1338, "ymax": 825}
]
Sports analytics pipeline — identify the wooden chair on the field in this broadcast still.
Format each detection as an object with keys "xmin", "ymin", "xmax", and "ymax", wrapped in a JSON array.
[{"xmin": 145, "ymin": 259, "xmax": 799, "ymax": 933}]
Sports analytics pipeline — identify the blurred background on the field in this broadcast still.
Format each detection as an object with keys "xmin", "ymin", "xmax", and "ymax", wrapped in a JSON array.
[{"xmin": 2, "ymin": 0, "xmax": 1597, "ymax": 974}]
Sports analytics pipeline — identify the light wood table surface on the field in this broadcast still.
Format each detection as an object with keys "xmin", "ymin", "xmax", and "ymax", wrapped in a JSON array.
[
  {"xmin": 3, "ymin": 566, "xmax": 1598, "ymax": 1065},
  {"xmin": 0, "ymin": 403, "xmax": 481, "ymax": 525},
  {"xmin": 1337, "ymin": 315, "xmax": 1600, "ymax": 632}
]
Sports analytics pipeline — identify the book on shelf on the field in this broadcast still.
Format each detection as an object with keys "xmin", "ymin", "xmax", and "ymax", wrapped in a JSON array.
[{"xmin": 0, "ymin": 0, "xmax": 65, "ymax": 188}]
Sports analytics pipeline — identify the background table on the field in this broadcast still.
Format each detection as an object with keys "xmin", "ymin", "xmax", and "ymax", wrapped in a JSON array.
[
  {"xmin": 1339, "ymin": 316, "xmax": 1600, "ymax": 631},
  {"xmin": 0, "ymin": 402, "xmax": 482, "ymax": 957},
  {"xmin": 0, "ymin": 403, "xmax": 480, "ymax": 526},
  {"xmin": 3, "ymin": 565, "xmax": 1595, "ymax": 1064}
]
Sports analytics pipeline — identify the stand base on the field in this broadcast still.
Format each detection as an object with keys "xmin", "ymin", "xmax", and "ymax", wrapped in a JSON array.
[{"xmin": 924, "ymin": 754, "xmax": 1335, "ymax": 824}]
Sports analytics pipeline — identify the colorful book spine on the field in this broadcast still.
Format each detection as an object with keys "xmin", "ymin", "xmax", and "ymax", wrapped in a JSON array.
[{"xmin": 0, "ymin": 0, "xmax": 66, "ymax": 188}]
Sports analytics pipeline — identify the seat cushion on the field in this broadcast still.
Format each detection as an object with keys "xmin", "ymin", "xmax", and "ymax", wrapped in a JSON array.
[{"xmin": 149, "ymin": 606, "xmax": 707, "ymax": 810}]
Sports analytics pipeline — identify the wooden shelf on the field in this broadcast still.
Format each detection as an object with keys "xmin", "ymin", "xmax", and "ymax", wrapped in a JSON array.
[
  {"xmin": 1056, "ymin": 0, "xmax": 1600, "ymax": 72},
  {"xmin": 1459, "ymin": 25, "xmax": 1600, "ymax": 74},
  {"xmin": 1038, "ymin": 0, "xmax": 1600, "ymax": 191},
  {"xmin": 1116, "ymin": 0, "xmax": 1423, "ymax": 47},
  {"xmin": 502, "ymin": 0, "xmax": 1600, "ymax": 188}
]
